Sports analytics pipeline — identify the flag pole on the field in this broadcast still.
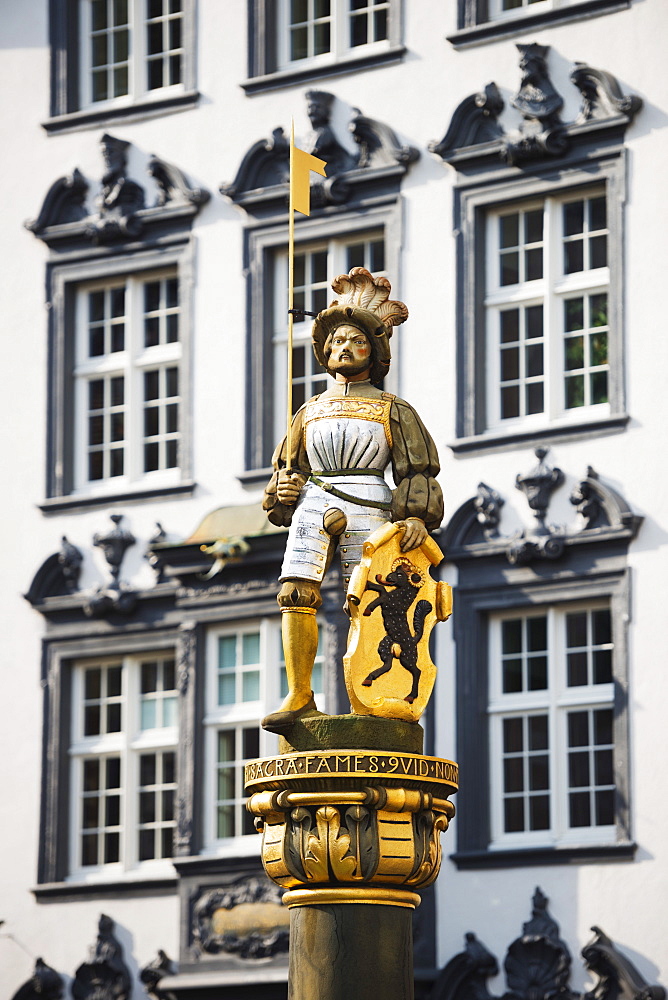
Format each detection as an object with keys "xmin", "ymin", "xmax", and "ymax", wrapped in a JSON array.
[{"xmin": 286, "ymin": 118, "xmax": 296, "ymax": 471}]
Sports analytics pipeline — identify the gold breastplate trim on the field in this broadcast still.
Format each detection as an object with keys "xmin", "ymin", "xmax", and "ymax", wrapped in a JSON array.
[{"xmin": 304, "ymin": 397, "xmax": 393, "ymax": 448}]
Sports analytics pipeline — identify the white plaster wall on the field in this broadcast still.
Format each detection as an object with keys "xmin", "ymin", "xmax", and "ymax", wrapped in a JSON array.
[{"xmin": 1, "ymin": 0, "xmax": 668, "ymax": 994}]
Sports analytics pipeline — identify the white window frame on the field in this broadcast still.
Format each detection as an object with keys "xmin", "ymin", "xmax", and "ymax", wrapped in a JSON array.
[
  {"xmin": 79, "ymin": 0, "xmax": 186, "ymax": 111},
  {"xmin": 203, "ymin": 618, "xmax": 327, "ymax": 856},
  {"xmin": 272, "ymin": 231, "xmax": 386, "ymax": 444},
  {"xmin": 488, "ymin": 601, "xmax": 615, "ymax": 851},
  {"xmin": 487, "ymin": 0, "xmax": 577, "ymax": 20},
  {"xmin": 68, "ymin": 653, "xmax": 178, "ymax": 883},
  {"xmin": 276, "ymin": 0, "xmax": 391, "ymax": 71},
  {"xmin": 485, "ymin": 186, "xmax": 610, "ymax": 433},
  {"xmin": 73, "ymin": 268, "xmax": 182, "ymax": 496}
]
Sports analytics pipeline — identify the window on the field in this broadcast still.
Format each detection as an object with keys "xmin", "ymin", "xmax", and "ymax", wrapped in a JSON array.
[
  {"xmin": 204, "ymin": 621, "xmax": 326, "ymax": 849},
  {"xmin": 47, "ymin": 0, "xmax": 197, "ymax": 128},
  {"xmin": 74, "ymin": 271, "xmax": 181, "ymax": 493},
  {"xmin": 450, "ymin": 0, "xmax": 631, "ymax": 42},
  {"xmin": 277, "ymin": 0, "xmax": 390, "ymax": 69},
  {"xmin": 69, "ymin": 654, "xmax": 178, "ymax": 879},
  {"xmin": 245, "ymin": 0, "xmax": 403, "ymax": 89},
  {"xmin": 452, "ymin": 156, "xmax": 627, "ymax": 451},
  {"xmin": 489, "ymin": 604, "xmax": 615, "ymax": 849},
  {"xmin": 485, "ymin": 190, "xmax": 609, "ymax": 431},
  {"xmin": 272, "ymin": 234, "xmax": 385, "ymax": 442}
]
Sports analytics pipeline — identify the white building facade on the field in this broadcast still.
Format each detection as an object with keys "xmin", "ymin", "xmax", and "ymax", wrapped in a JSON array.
[{"xmin": 2, "ymin": 1, "xmax": 668, "ymax": 997}]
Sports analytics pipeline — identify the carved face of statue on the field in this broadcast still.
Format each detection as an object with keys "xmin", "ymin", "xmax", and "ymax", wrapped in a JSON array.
[
  {"xmin": 327, "ymin": 325, "xmax": 372, "ymax": 378},
  {"xmin": 307, "ymin": 98, "xmax": 329, "ymax": 129}
]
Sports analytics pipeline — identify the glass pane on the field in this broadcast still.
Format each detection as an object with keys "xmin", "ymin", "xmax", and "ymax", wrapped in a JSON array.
[
  {"xmin": 83, "ymin": 759, "xmax": 100, "ymax": 792},
  {"xmin": 140, "ymin": 791, "xmax": 155, "ymax": 824},
  {"xmin": 144, "ymin": 442, "xmax": 159, "ymax": 472},
  {"xmin": 526, "ymin": 344, "xmax": 543, "ymax": 378},
  {"xmin": 564, "ymin": 336, "xmax": 584, "ymax": 372},
  {"xmin": 525, "ymin": 247, "xmax": 542, "ymax": 281},
  {"xmin": 503, "ymin": 717, "xmax": 523, "ymax": 753},
  {"xmin": 370, "ymin": 240, "xmax": 385, "ymax": 271},
  {"xmin": 529, "ymin": 755, "xmax": 549, "ymax": 791},
  {"xmin": 594, "ymin": 708, "xmax": 613, "ymax": 745},
  {"xmin": 529, "ymin": 795, "xmax": 550, "ymax": 830},
  {"xmin": 565, "ymin": 375, "xmax": 584, "ymax": 409},
  {"xmin": 590, "ymin": 332, "xmax": 608, "ymax": 367},
  {"xmin": 591, "ymin": 371, "xmax": 608, "ymax": 405},
  {"xmin": 526, "ymin": 382, "xmax": 544, "ymax": 415},
  {"xmin": 109, "ymin": 443, "xmax": 123, "ymax": 476},
  {"xmin": 504, "ymin": 797, "xmax": 524, "ymax": 833},
  {"xmin": 501, "ymin": 347, "xmax": 519, "ymax": 382},
  {"xmin": 218, "ymin": 730, "xmax": 235, "ymax": 763},
  {"xmin": 502, "ymin": 620, "xmax": 521, "ymax": 655},
  {"xmin": 500, "ymin": 214, "xmax": 519, "ymax": 248},
  {"xmin": 528, "ymin": 656, "xmax": 547, "ymax": 690},
  {"xmin": 162, "ymin": 789, "xmax": 174, "ymax": 820},
  {"xmin": 217, "ymin": 805, "xmax": 234, "ymax": 839},
  {"xmin": 593, "ymin": 649, "xmax": 612, "ymax": 685},
  {"xmin": 567, "ymin": 652, "xmax": 588, "ymax": 687},
  {"xmin": 110, "ymin": 412, "xmax": 124, "ymax": 442},
  {"xmin": 219, "ymin": 635, "xmax": 236, "ymax": 670},
  {"xmin": 141, "ymin": 661, "xmax": 158, "ymax": 694},
  {"xmin": 145, "ymin": 316, "xmax": 160, "ymax": 347},
  {"xmin": 218, "ymin": 673, "xmax": 235, "ymax": 706},
  {"xmin": 500, "ymin": 251, "xmax": 519, "ymax": 286},
  {"xmin": 526, "ymin": 305, "xmax": 543, "ymax": 339},
  {"xmin": 290, "ymin": 25, "xmax": 307, "ymax": 60},
  {"xmin": 374, "ymin": 8, "xmax": 387, "ymax": 40},
  {"xmin": 144, "ymin": 407, "xmax": 159, "ymax": 437},
  {"xmin": 217, "ymin": 767, "xmax": 234, "ymax": 800},
  {"xmin": 113, "ymin": 65, "xmax": 128, "ymax": 97},
  {"xmin": 565, "ymin": 240, "xmax": 584, "ymax": 274},
  {"xmin": 162, "ymin": 827, "xmax": 174, "ymax": 858},
  {"xmin": 242, "ymin": 632, "xmax": 260, "ymax": 665},
  {"xmin": 595, "ymin": 789, "xmax": 615, "ymax": 826},
  {"xmin": 89, "ymin": 327, "xmax": 104, "ymax": 357},
  {"xmin": 312, "ymin": 250, "xmax": 328, "ymax": 283},
  {"xmin": 527, "ymin": 617, "xmax": 546, "ymax": 651},
  {"xmin": 85, "ymin": 667, "xmax": 102, "ymax": 699},
  {"xmin": 569, "ymin": 791, "xmax": 590, "ymax": 827},
  {"xmin": 139, "ymin": 829, "xmax": 154, "ymax": 861},
  {"xmin": 84, "ymin": 705, "xmax": 101, "ymax": 736},
  {"xmin": 568, "ymin": 711, "xmax": 589, "ymax": 748},
  {"xmin": 242, "ymin": 671, "xmax": 260, "ymax": 702},
  {"xmin": 564, "ymin": 298, "xmax": 584, "ymax": 332},
  {"xmin": 590, "ymin": 235, "xmax": 607, "ymax": 269},
  {"xmin": 501, "ymin": 385, "xmax": 519, "ymax": 420},
  {"xmin": 569, "ymin": 751, "xmax": 589, "ymax": 787},
  {"xmin": 140, "ymin": 699, "xmax": 157, "ymax": 730},
  {"xmin": 89, "ymin": 379, "xmax": 104, "ymax": 410},
  {"xmin": 82, "ymin": 833, "xmax": 98, "ymax": 866},
  {"xmin": 564, "ymin": 200, "xmax": 584, "ymax": 236},
  {"xmin": 92, "ymin": 69, "xmax": 108, "ymax": 103},
  {"xmin": 163, "ymin": 696, "xmax": 178, "ymax": 727},
  {"xmin": 83, "ymin": 797, "xmax": 98, "ymax": 829},
  {"xmin": 525, "ymin": 209, "xmax": 543, "ymax": 243},
  {"xmin": 92, "ymin": 0, "xmax": 107, "ymax": 31},
  {"xmin": 107, "ymin": 665, "xmax": 122, "ymax": 696},
  {"xmin": 500, "ymin": 310, "xmax": 519, "ymax": 344},
  {"xmin": 163, "ymin": 751, "xmax": 176, "ymax": 784},
  {"xmin": 566, "ymin": 612, "xmax": 587, "ymax": 647},
  {"xmin": 148, "ymin": 59, "xmax": 164, "ymax": 90},
  {"xmin": 148, "ymin": 23, "xmax": 163, "ymax": 54},
  {"xmin": 502, "ymin": 659, "xmax": 522, "ymax": 693},
  {"xmin": 166, "ymin": 367, "xmax": 178, "ymax": 397},
  {"xmin": 313, "ymin": 22, "xmax": 330, "ymax": 54},
  {"xmin": 111, "ymin": 377, "xmax": 124, "ymax": 406},
  {"xmin": 106, "ymin": 830, "xmax": 121, "ymax": 860},
  {"xmin": 243, "ymin": 727, "xmax": 260, "ymax": 759},
  {"xmin": 595, "ymin": 748, "xmax": 614, "ymax": 786},
  {"xmin": 590, "ymin": 196, "xmax": 607, "ymax": 230},
  {"xmin": 140, "ymin": 754, "xmax": 156, "ymax": 786},
  {"xmin": 88, "ymin": 451, "xmax": 104, "ymax": 481},
  {"xmin": 504, "ymin": 757, "xmax": 523, "ymax": 793},
  {"xmin": 528, "ymin": 715, "xmax": 548, "ymax": 751},
  {"xmin": 350, "ymin": 12, "xmax": 367, "ymax": 46},
  {"xmin": 144, "ymin": 371, "xmax": 160, "ymax": 401}
]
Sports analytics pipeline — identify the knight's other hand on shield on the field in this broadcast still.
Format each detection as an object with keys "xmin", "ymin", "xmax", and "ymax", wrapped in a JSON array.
[{"xmin": 261, "ymin": 267, "xmax": 443, "ymax": 733}]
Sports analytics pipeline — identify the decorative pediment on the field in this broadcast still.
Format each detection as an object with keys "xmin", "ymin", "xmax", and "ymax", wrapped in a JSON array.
[
  {"xmin": 27, "ymin": 133, "xmax": 209, "ymax": 249},
  {"xmin": 431, "ymin": 47, "xmax": 641, "ymax": 169},
  {"xmin": 442, "ymin": 449, "xmax": 642, "ymax": 566},
  {"xmin": 431, "ymin": 888, "xmax": 665, "ymax": 1000},
  {"xmin": 220, "ymin": 90, "xmax": 419, "ymax": 217}
]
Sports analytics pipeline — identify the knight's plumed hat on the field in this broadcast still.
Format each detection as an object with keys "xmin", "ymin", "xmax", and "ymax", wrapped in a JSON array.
[{"xmin": 311, "ymin": 267, "xmax": 408, "ymax": 384}]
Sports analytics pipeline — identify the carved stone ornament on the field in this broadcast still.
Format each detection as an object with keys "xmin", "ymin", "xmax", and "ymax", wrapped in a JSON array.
[
  {"xmin": 84, "ymin": 514, "xmax": 138, "ymax": 618},
  {"xmin": 72, "ymin": 914, "xmax": 132, "ymax": 1000},
  {"xmin": 139, "ymin": 950, "xmax": 178, "ymax": 999},
  {"xmin": 441, "ymin": 450, "xmax": 642, "ymax": 568},
  {"xmin": 11, "ymin": 958, "xmax": 64, "ymax": 1000},
  {"xmin": 58, "ymin": 535, "xmax": 83, "ymax": 593},
  {"xmin": 429, "ymin": 889, "xmax": 665, "ymax": 1000},
  {"xmin": 220, "ymin": 89, "xmax": 418, "ymax": 215},
  {"xmin": 26, "ymin": 133, "xmax": 209, "ymax": 248},
  {"xmin": 192, "ymin": 877, "xmax": 290, "ymax": 959},
  {"xmin": 246, "ymin": 752, "xmax": 457, "ymax": 896},
  {"xmin": 431, "ymin": 49, "xmax": 641, "ymax": 169}
]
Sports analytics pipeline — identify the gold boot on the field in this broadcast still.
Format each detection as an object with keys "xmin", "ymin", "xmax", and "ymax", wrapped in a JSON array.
[{"xmin": 261, "ymin": 608, "xmax": 320, "ymax": 732}]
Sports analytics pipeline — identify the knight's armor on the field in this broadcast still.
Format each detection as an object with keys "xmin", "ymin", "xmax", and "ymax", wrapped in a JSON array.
[{"xmin": 280, "ymin": 396, "xmax": 394, "ymax": 590}]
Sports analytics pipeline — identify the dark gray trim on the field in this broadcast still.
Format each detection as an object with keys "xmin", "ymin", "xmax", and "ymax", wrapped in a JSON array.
[
  {"xmin": 242, "ymin": 46, "xmax": 406, "ymax": 94},
  {"xmin": 450, "ymin": 0, "xmax": 631, "ymax": 47},
  {"xmin": 39, "ymin": 481, "xmax": 196, "ymax": 513},
  {"xmin": 33, "ymin": 878, "xmax": 177, "ymax": 900},
  {"xmin": 43, "ymin": 91, "xmax": 200, "ymax": 135},
  {"xmin": 451, "ymin": 842, "xmax": 636, "ymax": 869},
  {"xmin": 244, "ymin": 203, "xmax": 403, "ymax": 472},
  {"xmin": 453, "ymin": 149, "xmax": 627, "ymax": 443},
  {"xmin": 44, "ymin": 241, "xmax": 195, "ymax": 502},
  {"xmin": 449, "ymin": 414, "xmax": 630, "ymax": 455},
  {"xmin": 245, "ymin": 0, "xmax": 403, "ymax": 90},
  {"xmin": 47, "ymin": 0, "xmax": 197, "ymax": 123},
  {"xmin": 451, "ymin": 557, "xmax": 632, "ymax": 861}
]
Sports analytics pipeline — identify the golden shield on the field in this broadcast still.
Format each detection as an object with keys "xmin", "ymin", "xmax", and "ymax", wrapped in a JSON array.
[{"xmin": 344, "ymin": 522, "xmax": 452, "ymax": 722}]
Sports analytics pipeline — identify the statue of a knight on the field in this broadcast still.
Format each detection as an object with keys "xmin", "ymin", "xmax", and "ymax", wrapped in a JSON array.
[{"xmin": 262, "ymin": 267, "xmax": 443, "ymax": 732}]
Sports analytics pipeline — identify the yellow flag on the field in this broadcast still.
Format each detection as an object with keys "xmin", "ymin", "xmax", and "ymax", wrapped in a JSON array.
[{"xmin": 290, "ymin": 139, "xmax": 327, "ymax": 217}]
